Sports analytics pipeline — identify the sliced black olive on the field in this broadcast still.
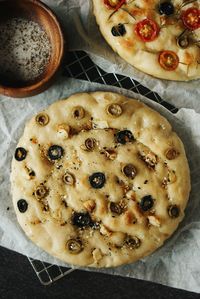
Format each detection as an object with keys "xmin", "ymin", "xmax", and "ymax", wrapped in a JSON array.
[
  {"xmin": 177, "ymin": 35, "xmax": 189, "ymax": 49},
  {"xmin": 63, "ymin": 172, "xmax": 75, "ymax": 185},
  {"xmin": 168, "ymin": 205, "xmax": 180, "ymax": 218},
  {"xmin": 165, "ymin": 148, "xmax": 179, "ymax": 160},
  {"xmin": 106, "ymin": 103, "xmax": 123, "ymax": 117},
  {"xmin": 110, "ymin": 202, "xmax": 123, "ymax": 215},
  {"xmin": 140, "ymin": 195, "xmax": 154, "ymax": 211},
  {"xmin": 158, "ymin": 1, "xmax": 174, "ymax": 15},
  {"xmin": 89, "ymin": 172, "xmax": 106, "ymax": 189},
  {"xmin": 85, "ymin": 138, "xmax": 96, "ymax": 151},
  {"xmin": 116, "ymin": 130, "xmax": 134, "ymax": 144},
  {"xmin": 35, "ymin": 185, "xmax": 49, "ymax": 200},
  {"xmin": 124, "ymin": 236, "xmax": 141, "ymax": 249},
  {"xmin": 122, "ymin": 164, "xmax": 137, "ymax": 179},
  {"xmin": 15, "ymin": 147, "xmax": 27, "ymax": 161},
  {"xmin": 111, "ymin": 23, "xmax": 126, "ymax": 36},
  {"xmin": 35, "ymin": 113, "xmax": 49, "ymax": 126},
  {"xmin": 17, "ymin": 199, "xmax": 28, "ymax": 213},
  {"xmin": 48, "ymin": 145, "xmax": 64, "ymax": 161},
  {"xmin": 72, "ymin": 212, "xmax": 93, "ymax": 228},
  {"xmin": 72, "ymin": 106, "xmax": 85, "ymax": 120},
  {"xmin": 67, "ymin": 239, "xmax": 83, "ymax": 254}
]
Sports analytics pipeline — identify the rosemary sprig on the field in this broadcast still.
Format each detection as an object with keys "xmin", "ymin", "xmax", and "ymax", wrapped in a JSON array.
[{"xmin": 121, "ymin": 7, "xmax": 136, "ymax": 20}]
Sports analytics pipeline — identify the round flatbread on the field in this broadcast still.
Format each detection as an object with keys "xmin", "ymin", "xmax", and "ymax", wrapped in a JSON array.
[
  {"xmin": 11, "ymin": 92, "xmax": 190, "ymax": 267},
  {"xmin": 92, "ymin": 0, "xmax": 200, "ymax": 81}
]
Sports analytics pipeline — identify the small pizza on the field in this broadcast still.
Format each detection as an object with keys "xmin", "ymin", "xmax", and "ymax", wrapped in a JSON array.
[
  {"xmin": 11, "ymin": 92, "xmax": 190, "ymax": 267},
  {"xmin": 92, "ymin": 0, "xmax": 200, "ymax": 81}
]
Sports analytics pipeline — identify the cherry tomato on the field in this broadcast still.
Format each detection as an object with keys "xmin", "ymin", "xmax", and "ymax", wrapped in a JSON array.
[
  {"xmin": 135, "ymin": 19, "xmax": 160, "ymax": 42},
  {"xmin": 181, "ymin": 8, "xmax": 200, "ymax": 30},
  {"xmin": 158, "ymin": 51, "xmax": 179, "ymax": 71},
  {"xmin": 104, "ymin": 0, "xmax": 126, "ymax": 10}
]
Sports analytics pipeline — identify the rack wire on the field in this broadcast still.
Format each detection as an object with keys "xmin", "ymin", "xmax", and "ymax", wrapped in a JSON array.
[{"xmin": 28, "ymin": 50, "xmax": 178, "ymax": 285}]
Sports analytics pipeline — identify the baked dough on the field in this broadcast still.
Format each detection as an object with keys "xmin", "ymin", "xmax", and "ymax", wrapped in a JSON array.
[
  {"xmin": 92, "ymin": 0, "xmax": 200, "ymax": 81},
  {"xmin": 11, "ymin": 92, "xmax": 190, "ymax": 267}
]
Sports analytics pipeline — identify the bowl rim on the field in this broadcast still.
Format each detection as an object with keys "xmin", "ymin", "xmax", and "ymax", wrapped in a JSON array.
[{"xmin": 0, "ymin": 0, "xmax": 65, "ymax": 97}]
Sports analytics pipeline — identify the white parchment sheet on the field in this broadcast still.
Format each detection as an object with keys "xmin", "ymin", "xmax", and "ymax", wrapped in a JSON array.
[
  {"xmin": 42, "ymin": 0, "xmax": 200, "ymax": 112},
  {"xmin": 1, "ymin": 78, "xmax": 200, "ymax": 293}
]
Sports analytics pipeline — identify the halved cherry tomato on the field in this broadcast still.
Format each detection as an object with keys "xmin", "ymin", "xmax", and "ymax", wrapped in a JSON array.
[
  {"xmin": 104, "ymin": 0, "xmax": 126, "ymax": 10},
  {"xmin": 181, "ymin": 8, "xmax": 200, "ymax": 30},
  {"xmin": 158, "ymin": 51, "xmax": 179, "ymax": 71},
  {"xmin": 135, "ymin": 19, "xmax": 160, "ymax": 42}
]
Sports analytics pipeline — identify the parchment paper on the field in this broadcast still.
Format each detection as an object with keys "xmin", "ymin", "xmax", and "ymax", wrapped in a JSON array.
[
  {"xmin": 1, "ymin": 77, "xmax": 200, "ymax": 293},
  {"xmin": 41, "ymin": 0, "xmax": 200, "ymax": 112}
]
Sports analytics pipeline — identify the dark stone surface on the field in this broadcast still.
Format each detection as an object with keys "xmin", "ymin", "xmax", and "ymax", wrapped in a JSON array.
[{"xmin": 0, "ymin": 246, "xmax": 199, "ymax": 299}]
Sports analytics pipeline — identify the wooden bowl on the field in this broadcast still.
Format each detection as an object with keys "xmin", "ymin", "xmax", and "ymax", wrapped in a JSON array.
[{"xmin": 0, "ymin": 0, "xmax": 64, "ymax": 98}]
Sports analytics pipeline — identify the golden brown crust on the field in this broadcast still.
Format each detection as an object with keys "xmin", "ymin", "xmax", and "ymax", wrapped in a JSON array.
[
  {"xmin": 11, "ymin": 92, "xmax": 191, "ymax": 267},
  {"xmin": 92, "ymin": 0, "xmax": 200, "ymax": 81}
]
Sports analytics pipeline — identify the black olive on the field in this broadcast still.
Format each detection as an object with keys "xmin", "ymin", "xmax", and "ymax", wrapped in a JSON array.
[
  {"xmin": 35, "ymin": 113, "xmax": 49, "ymax": 126},
  {"xmin": 15, "ymin": 147, "xmax": 27, "ymax": 161},
  {"xmin": 85, "ymin": 138, "xmax": 96, "ymax": 151},
  {"xmin": 35, "ymin": 185, "xmax": 49, "ymax": 200},
  {"xmin": 72, "ymin": 212, "xmax": 93, "ymax": 228},
  {"xmin": 89, "ymin": 172, "xmax": 106, "ymax": 189},
  {"xmin": 67, "ymin": 239, "xmax": 83, "ymax": 254},
  {"xmin": 110, "ymin": 202, "xmax": 123, "ymax": 215},
  {"xmin": 177, "ymin": 35, "xmax": 189, "ymax": 49},
  {"xmin": 63, "ymin": 172, "xmax": 75, "ymax": 185},
  {"xmin": 72, "ymin": 106, "xmax": 85, "ymax": 120},
  {"xmin": 116, "ymin": 130, "xmax": 134, "ymax": 144},
  {"xmin": 140, "ymin": 195, "xmax": 154, "ymax": 211},
  {"xmin": 122, "ymin": 164, "xmax": 137, "ymax": 179},
  {"xmin": 48, "ymin": 145, "xmax": 64, "ymax": 161},
  {"xmin": 168, "ymin": 205, "xmax": 180, "ymax": 218},
  {"xmin": 125, "ymin": 236, "xmax": 141, "ymax": 249},
  {"xmin": 158, "ymin": 1, "xmax": 174, "ymax": 16},
  {"xmin": 111, "ymin": 24, "xmax": 126, "ymax": 36},
  {"xmin": 17, "ymin": 199, "xmax": 28, "ymax": 213}
]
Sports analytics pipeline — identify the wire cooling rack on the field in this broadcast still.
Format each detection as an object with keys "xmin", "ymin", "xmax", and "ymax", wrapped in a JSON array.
[{"xmin": 28, "ymin": 50, "xmax": 178, "ymax": 285}]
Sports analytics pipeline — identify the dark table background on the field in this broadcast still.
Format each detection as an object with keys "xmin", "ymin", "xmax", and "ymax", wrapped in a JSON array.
[
  {"xmin": 0, "ymin": 246, "xmax": 199, "ymax": 299},
  {"xmin": 1, "ymin": 51, "xmax": 199, "ymax": 299}
]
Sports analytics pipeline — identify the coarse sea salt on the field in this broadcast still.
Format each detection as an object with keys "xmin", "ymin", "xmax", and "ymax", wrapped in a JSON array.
[{"xmin": 0, "ymin": 18, "xmax": 52, "ymax": 84}]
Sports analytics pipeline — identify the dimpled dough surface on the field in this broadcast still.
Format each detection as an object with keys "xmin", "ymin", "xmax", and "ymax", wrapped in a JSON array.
[
  {"xmin": 92, "ymin": 0, "xmax": 200, "ymax": 81},
  {"xmin": 11, "ymin": 92, "xmax": 190, "ymax": 267}
]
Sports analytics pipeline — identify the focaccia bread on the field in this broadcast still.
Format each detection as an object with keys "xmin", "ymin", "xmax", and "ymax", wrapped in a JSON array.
[
  {"xmin": 11, "ymin": 92, "xmax": 190, "ymax": 267},
  {"xmin": 92, "ymin": 0, "xmax": 200, "ymax": 81}
]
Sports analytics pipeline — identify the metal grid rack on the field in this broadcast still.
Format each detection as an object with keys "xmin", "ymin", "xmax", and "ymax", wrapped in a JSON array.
[{"xmin": 28, "ymin": 50, "xmax": 178, "ymax": 285}]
